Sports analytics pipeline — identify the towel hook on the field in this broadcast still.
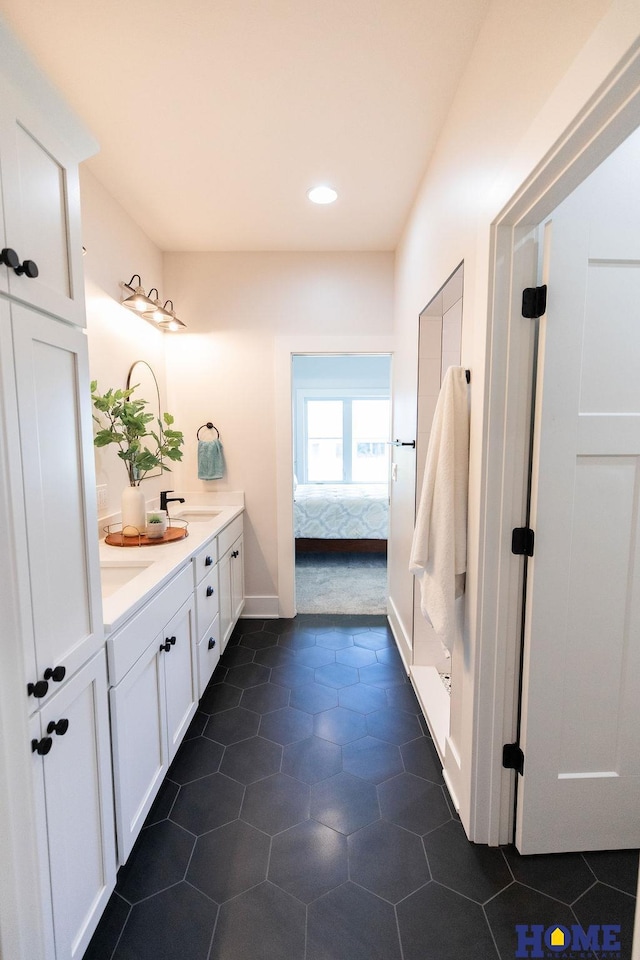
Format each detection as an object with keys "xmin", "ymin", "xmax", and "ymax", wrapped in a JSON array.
[{"xmin": 197, "ymin": 422, "xmax": 220, "ymax": 440}]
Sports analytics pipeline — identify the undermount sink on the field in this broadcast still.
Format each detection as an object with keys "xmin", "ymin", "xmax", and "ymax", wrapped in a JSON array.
[
  {"xmin": 100, "ymin": 561, "xmax": 155, "ymax": 598},
  {"xmin": 173, "ymin": 509, "xmax": 221, "ymax": 522}
]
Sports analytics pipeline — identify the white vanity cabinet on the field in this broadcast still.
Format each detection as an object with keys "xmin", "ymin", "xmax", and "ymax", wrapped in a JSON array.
[
  {"xmin": 218, "ymin": 515, "xmax": 245, "ymax": 651},
  {"xmin": 108, "ymin": 565, "xmax": 197, "ymax": 863},
  {"xmin": 0, "ymin": 78, "xmax": 88, "ymax": 325},
  {"xmin": 29, "ymin": 651, "xmax": 116, "ymax": 960}
]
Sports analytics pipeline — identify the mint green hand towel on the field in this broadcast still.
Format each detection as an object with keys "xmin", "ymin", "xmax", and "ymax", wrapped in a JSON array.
[{"xmin": 198, "ymin": 439, "xmax": 225, "ymax": 480}]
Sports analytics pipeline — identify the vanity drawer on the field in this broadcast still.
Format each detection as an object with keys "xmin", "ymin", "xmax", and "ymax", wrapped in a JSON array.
[
  {"xmin": 195, "ymin": 564, "xmax": 219, "ymax": 639},
  {"xmin": 218, "ymin": 514, "xmax": 243, "ymax": 556},
  {"xmin": 107, "ymin": 564, "xmax": 193, "ymax": 685},
  {"xmin": 193, "ymin": 536, "xmax": 218, "ymax": 584},
  {"xmin": 196, "ymin": 614, "xmax": 220, "ymax": 697}
]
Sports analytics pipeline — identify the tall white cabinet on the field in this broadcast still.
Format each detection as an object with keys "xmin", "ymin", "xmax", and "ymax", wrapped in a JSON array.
[{"xmin": 0, "ymin": 27, "xmax": 115, "ymax": 960}]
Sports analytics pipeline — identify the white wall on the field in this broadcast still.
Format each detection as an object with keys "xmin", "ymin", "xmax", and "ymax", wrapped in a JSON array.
[
  {"xmin": 163, "ymin": 252, "xmax": 394, "ymax": 615},
  {"xmin": 80, "ymin": 168, "xmax": 171, "ymax": 521},
  {"xmin": 388, "ymin": 0, "xmax": 640, "ymax": 834}
]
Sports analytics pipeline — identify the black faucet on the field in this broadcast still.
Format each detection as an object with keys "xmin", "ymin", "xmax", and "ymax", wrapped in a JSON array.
[{"xmin": 160, "ymin": 490, "xmax": 185, "ymax": 513}]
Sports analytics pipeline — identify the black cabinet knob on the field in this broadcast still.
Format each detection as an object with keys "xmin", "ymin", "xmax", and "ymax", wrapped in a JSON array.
[
  {"xmin": 231, "ymin": 550, "xmax": 239, "ymax": 559},
  {"xmin": 159, "ymin": 640, "xmax": 172, "ymax": 653},
  {"xmin": 27, "ymin": 680, "xmax": 49, "ymax": 698},
  {"xmin": 44, "ymin": 665, "xmax": 66, "ymax": 683},
  {"xmin": 168, "ymin": 635, "xmax": 177, "ymax": 646},
  {"xmin": 206, "ymin": 585, "xmax": 214, "ymax": 597},
  {"xmin": 31, "ymin": 737, "xmax": 53, "ymax": 756},
  {"xmin": 1, "ymin": 247, "xmax": 19, "ymax": 270},
  {"xmin": 47, "ymin": 718, "xmax": 69, "ymax": 737},
  {"xmin": 0, "ymin": 248, "xmax": 39, "ymax": 278},
  {"xmin": 15, "ymin": 259, "xmax": 39, "ymax": 279},
  {"xmin": 205, "ymin": 555, "xmax": 213, "ymax": 566},
  {"xmin": 208, "ymin": 638, "xmax": 216, "ymax": 650}
]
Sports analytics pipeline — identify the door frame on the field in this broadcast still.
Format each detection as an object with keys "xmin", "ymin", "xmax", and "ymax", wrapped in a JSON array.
[
  {"xmin": 275, "ymin": 335, "xmax": 395, "ymax": 617},
  {"xmin": 475, "ymin": 39, "xmax": 640, "ymax": 847}
]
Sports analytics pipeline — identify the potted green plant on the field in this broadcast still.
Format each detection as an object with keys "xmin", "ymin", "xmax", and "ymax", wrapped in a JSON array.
[
  {"xmin": 91, "ymin": 382, "xmax": 184, "ymax": 535},
  {"xmin": 146, "ymin": 510, "xmax": 168, "ymax": 538}
]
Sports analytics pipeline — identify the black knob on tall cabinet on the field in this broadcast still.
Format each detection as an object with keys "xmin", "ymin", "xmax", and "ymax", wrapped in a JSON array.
[
  {"xmin": 208, "ymin": 638, "xmax": 216, "ymax": 650},
  {"xmin": 27, "ymin": 680, "xmax": 49, "ymax": 698},
  {"xmin": 47, "ymin": 718, "xmax": 69, "ymax": 737},
  {"xmin": 206, "ymin": 585, "xmax": 214, "ymax": 597},
  {"xmin": 15, "ymin": 259, "xmax": 39, "ymax": 278},
  {"xmin": 0, "ymin": 248, "xmax": 39, "ymax": 278},
  {"xmin": 159, "ymin": 640, "xmax": 172, "ymax": 653},
  {"xmin": 44, "ymin": 665, "xmax": 66, "ymax": 683},
  {"xmin": 205, "ymin": 556, "xmax": 213, "ymax": 566},
  {"xmin": 31, "ymin": 737, "xmax": 53, "ymax": 756},
  {"xmin": 0, "ymin": 247, "xmax": 19, "ymax": 270}
]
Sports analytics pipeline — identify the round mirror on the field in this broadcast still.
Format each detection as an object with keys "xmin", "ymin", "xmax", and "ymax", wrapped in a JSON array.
[{"xmin": 126, "ymin": 360, "xmax": 163, "ymax": 479}]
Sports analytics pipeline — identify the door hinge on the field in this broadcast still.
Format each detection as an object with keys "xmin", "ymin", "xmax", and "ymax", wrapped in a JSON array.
[
  {"xmin": 512, "ymin": 527, "xmax": 535, "ymax": 557},
  {"xmin": 522, "ymin": 284, "xmax": 547, "ymax": 319},
  {"xmin": 503, "ymin": 742, "xmax": 524, "ymax": 775}
]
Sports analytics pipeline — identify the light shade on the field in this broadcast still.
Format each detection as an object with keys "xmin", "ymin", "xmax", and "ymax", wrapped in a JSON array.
[
  {"xmin": 307, "ymin": 185, "xmax": 338, "ymax": 205},
  {"xmin": 142, "ymin": 289, "xmax": 174, "ymax": 324},
  {"xmin": 121, "ymin": 275, "xmax": 156, "ymax": 312}
]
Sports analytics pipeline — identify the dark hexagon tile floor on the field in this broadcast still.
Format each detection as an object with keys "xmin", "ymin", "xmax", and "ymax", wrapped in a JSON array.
[{"xmin": 86, "ymin": 615, "xmax": 638, "ymax": 960}]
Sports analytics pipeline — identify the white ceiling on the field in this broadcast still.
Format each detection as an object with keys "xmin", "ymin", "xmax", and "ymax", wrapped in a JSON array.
[{"xmin": 1, "ymin": 0, "xmax": 491, "ymax": 251}]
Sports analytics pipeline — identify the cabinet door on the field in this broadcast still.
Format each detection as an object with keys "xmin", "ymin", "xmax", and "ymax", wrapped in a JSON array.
[
  {"xmin": 230, "ymin": 535, "xmax": 245, "ymax": 624},
  {"xmin": 12, "ymin": 305, "xmax": 103, "ymax": 705},
  {"xmin": 0, "ymin": 88, "xmax": 86, "ymax": 324},
  {"xmin": 110, "ymin": 639, "xmax": 168, "ymax": 865},
  {"xmin": 218, "ymin": 548, "xmax": 232, "ymax": 652},
  {"xmin": 196, "ymin": 615, "xmax": 221, "ymax": 698},
  {"xmin": 163, "ymin": 597, "xmax": 197, "ymax": 762},
  {"xmin": 36, "ymin": 651, "xmax": 116, "ymax": 960}
]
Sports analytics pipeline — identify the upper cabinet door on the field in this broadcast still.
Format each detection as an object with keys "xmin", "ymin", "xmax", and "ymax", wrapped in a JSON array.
[
  {"xmin": 0, "ymin": 89, "xmax": 86, "ymax": 325},
  {"xmin": 12, "ymin": 303, "xmax": 103, "ymax": 695}
]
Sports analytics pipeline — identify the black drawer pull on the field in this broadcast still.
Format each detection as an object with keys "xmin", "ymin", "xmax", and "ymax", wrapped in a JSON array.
[
  {"xmin": 27, "ymin": 680, "xmax": 49, "ymax": 699},
  {"xmin": 205, "ymin": 555, "xmax": 213, "ymax": 566},
  {"xmin": 159, "ymin": 640, "xmax": 172, "ymax": 653},
  {"xmin": 31, "ymin": 737, "xmax": 52, "ymax": 756},
  {"xmin": 208, "ymin": 637, "xmax": 216, "ymax": 650},
  {"xmin": 44, "ymin": 665, "xmax": 66, "ymax": 683},
  {"xmin": 206, "ymin": 585, "xmax": 215, "ymax": 597},
  {"xmin": 47, "ymin": 718, "xmax": 69, "ymax": 737}
]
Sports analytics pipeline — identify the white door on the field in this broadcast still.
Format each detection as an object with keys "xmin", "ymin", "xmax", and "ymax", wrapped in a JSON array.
[{"xmin": 516, "ymin": 128, "xmax": 640, "ymax": 853}]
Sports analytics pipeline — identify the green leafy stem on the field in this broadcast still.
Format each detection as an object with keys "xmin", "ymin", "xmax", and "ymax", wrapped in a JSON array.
[{"xmin": 91, "ymin": 381, "xmax": 184, "ymax": 487}]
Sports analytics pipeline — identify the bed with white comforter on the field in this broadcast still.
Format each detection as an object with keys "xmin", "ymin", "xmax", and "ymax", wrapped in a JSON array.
[{"xmin": 294, "ymin": 483, "xmax": 389, "ymax": 540}]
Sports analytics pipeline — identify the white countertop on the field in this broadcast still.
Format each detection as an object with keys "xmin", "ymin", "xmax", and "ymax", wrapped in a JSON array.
[{"xmin": 99, "ymin": 504, "xmax": 243, "ymax": 634}]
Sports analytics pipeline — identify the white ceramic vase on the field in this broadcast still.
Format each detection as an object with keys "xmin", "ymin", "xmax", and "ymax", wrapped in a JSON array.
[{"xmin": 121, "ymin": 485, "xmax": 146, "ymax": 536}]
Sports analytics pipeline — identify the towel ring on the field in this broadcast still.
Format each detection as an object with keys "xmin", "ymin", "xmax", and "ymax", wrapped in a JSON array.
[{"xmin": 197, "ymin": 422, "xmax": 220, "ymax": 440}]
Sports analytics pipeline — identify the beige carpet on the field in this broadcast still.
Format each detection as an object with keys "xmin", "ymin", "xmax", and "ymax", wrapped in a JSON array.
[{"xmin": 295, "ymin": 552, "xmax": 387, "ymax": 615}]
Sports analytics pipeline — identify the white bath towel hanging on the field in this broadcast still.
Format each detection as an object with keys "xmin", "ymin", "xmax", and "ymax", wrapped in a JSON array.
[{"xmin": 409, "ymin": 365, "xmax": 469, "ymax": 654}]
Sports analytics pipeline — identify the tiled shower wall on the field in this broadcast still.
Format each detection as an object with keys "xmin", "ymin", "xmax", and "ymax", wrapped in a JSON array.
[{"xmin": 413, "ymin": 266, "xmax": 463, "ymax": 671}]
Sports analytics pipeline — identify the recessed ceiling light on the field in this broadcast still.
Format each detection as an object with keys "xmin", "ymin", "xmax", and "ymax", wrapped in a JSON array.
[{"xmin": 307, "ymin": 185, "xmax": 338, "ymax": 205}]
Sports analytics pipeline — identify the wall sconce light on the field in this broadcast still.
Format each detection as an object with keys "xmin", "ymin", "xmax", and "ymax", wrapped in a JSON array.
[
  {"xmin": 121, "ymin": 275, "xmax": 156, "ymax": 313},
  {"xmin": 156, "ymin": 300, "xmax": 186, "ymax": 332},
  {"xmin": 121, "ymin": 276, "xmax": 186, "ymax": 331}
]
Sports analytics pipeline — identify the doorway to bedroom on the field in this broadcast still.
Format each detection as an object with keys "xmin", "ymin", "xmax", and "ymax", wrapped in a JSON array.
[{"xmin": 292, "ymin": 354, "xmax": 392, "ymax": 614}]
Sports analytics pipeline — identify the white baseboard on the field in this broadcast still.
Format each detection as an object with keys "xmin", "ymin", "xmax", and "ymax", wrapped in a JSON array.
[
  {"xmin": 387, "ymin": 596, "xmax": 412, "ymax": 673},
  {"xmin": 241, "ymin": 595, "xmax": 280, "ymax": 619},
  {"xmin": 410, "ymin": 665, "xmax": 450, "ymax": 763}
]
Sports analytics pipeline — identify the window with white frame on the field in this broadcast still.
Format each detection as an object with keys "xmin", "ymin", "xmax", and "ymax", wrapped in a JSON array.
[{"xmin": 302, "ymin": 392, "xmax": 390, "ymax": 483}]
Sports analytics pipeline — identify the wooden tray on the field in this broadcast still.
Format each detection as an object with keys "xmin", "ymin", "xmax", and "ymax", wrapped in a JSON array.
[{"xmin": 104, "ymin": 525, "xmax": 188, "ymax": 547}]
